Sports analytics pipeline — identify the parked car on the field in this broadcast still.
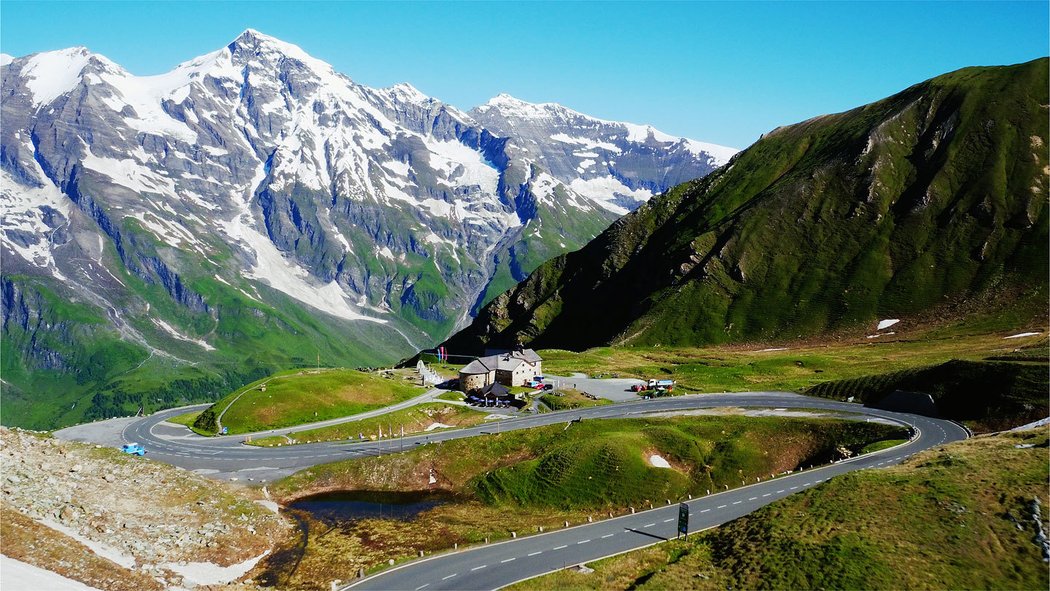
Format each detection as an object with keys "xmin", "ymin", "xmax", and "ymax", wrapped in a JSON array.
[
  {"xmin": 543, "ymin": 384, "xmax": 554, "ymax": 391},
  {"xmin": 121, "ymin": 443, "xmax": 146, "ymax": 456}
]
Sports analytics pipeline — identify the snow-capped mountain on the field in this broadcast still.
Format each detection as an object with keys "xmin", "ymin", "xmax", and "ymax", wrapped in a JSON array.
[
  {"xmin": 472, "ymin": 94, "xmax": 735, "ymax": 214},
  {"xmin": 0, "ymin": 29, "xmax": 735, "ymax": 428}
]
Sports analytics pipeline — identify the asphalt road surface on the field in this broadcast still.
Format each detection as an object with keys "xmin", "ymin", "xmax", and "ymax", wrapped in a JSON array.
[{"xmin": 55, "ymin": 391, "xmax": 968, "ymax": 589}]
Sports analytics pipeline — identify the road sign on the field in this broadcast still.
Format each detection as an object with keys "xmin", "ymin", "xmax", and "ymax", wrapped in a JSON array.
[{"xmin": 678, "ymin": 503, "xmax": 689, "ymax": 537}]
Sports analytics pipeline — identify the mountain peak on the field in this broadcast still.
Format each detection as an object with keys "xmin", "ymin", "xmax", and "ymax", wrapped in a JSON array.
[
  {"xmin": 477, "ymin": 93, "xmax": 577, "ymax": 120},
  {"xmin": 226, "ymin": 28, "xmax": 334, "ymax": 74},
  {"xmin": 388, "ymin": 82, "xmax": 430, "ymax": 103}
]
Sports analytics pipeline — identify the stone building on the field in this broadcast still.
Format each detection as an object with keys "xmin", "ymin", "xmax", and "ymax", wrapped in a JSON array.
[{"xmin": 458, "ymin": 348, "xmax": 543, "ymax": 392}]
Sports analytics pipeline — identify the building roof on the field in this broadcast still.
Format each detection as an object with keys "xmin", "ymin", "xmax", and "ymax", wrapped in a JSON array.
[
  {"xmin": 459, "ymin": 348, "xmax": 541, "ymax": 376},
  {"xmin": 460, "ymin": 358, "xmax": 494, "ymax": 375},
  {"xmin": 481, "ymin": 382, "xmax": 511, "ymax": 397}
]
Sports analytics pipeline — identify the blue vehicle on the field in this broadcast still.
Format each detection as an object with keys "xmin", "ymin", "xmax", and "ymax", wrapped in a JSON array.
[{"xmin": 121, "ymin": 443, "xmax": 146, "ymax": 456}]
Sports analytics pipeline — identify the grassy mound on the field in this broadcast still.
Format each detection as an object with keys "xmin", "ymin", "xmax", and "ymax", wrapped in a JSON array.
[
  {"xmin": 472, "ymin": 419, "xmax": 904, "ymax": 509},
  {"xmin": 194, "ymin": 368, "xmax": 425, "ymax": 434},
  {"xmin": 539, "ymin": 388, "xmax": 612, "ymax": 411},
  {"xmin": 512, "ymin": 430, "xmax": 1049, "ymax": 591},
  {"xmin": 273, "ymin": 415, "xmax": 906, "ymax": 508}
]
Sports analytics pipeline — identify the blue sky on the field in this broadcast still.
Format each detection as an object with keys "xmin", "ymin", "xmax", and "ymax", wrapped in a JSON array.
[{"xmin": 2, "ymin": 1, "xmax": 1047, "ymax": 148}]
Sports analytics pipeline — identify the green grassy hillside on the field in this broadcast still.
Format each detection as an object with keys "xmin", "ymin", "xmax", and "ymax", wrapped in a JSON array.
[
  {"xmin": 512, "ymin": 429, "xmax": 1049, "ymax": 591},
  {"xmin": 444, "ymin": 58, "xmax": 1049, "ymax": 354},
  {"xmin": 272, "ymin": 415, "xmax": 905, "ymax": 507},
  {"xmin": 1, "ymin": 269, "xmax": 410, "ymax": 430},
  {"xmin": 192, "ymin": 368, "xmax": 426, "ymax": 434}
]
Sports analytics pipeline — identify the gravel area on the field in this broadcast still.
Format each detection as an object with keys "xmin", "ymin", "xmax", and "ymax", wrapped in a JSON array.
[{"xmin": 0, "ymin": 427, "xmax": 291, "ymax": 589}]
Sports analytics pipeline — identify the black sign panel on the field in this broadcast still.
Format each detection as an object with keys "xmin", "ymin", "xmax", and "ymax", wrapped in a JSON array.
[{"xmin": 678, "ymin": 503, "xmax": 689, "ymax": 535}]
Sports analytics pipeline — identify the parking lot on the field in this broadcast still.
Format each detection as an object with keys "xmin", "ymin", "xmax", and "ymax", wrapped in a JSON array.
[{"xmin": 540, "ymin": 373, "xmax": 646, "ymax": 402}]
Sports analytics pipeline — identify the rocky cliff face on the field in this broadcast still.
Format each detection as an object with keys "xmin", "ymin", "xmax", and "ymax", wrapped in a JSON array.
[
  {"xmin": 0, "ymin": 30, "xmax": 734, "ymax": 428},
  {"xmin": 443, "ymin": 59, "xmax": 1049, "ymax": 353}
]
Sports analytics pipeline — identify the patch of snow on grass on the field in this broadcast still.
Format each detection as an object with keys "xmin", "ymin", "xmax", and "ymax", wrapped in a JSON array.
[
  {"xmin": 1004, "ymin": 332, "xmax": 1041, "ymax": 339},
  {"xmin": 877, "ymin": 319, "xmax": 900, "ymax": 330},
  {"xmin": 649, "ymin": 454, "xmax": 672, "ymax": 469},
  {"xmin": 425, "ymin": 422, "xmax": 453, "ymax": 431},
  {"xmin": 153, "ymin": 319, "xmax": 215, "ymax": 351},
  {"xmin": 39, "ymin": 518, "xmax": 136, "ymax": 569}
]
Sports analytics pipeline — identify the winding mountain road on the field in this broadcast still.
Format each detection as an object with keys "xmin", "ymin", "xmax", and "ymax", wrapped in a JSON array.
[{"xmin": 58, "ymin": 392, "xmax": 968, "ymax": 589}]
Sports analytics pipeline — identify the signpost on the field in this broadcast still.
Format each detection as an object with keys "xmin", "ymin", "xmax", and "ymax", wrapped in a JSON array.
[{"xmin": 677, "ymin": 503, "xmax": 689, "ymax": 539}]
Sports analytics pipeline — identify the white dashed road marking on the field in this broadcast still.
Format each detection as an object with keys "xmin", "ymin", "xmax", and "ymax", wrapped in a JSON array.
[
  {"xmin": 471, "ymin": 565, "xmax": 487, "ymax": 571},
  {"xmin": 501, "ymin": 558, "xmax": 515, "ymax": 563},
  {"xmin": 553, "ymin": 545, "xmax": 568, "ymax": 550},
  {"xmin": 527, "ymin": 551, "xmax": 542, "ymax": 557},
  {"xmin": 442, "ymin": 574, "xmax": 457, "ymax": 580}
]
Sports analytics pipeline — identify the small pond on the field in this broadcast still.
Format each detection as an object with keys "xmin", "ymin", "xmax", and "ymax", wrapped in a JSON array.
[{"xmin": 288, "ymin": 490, "xmax": 453, "ymax": 523}]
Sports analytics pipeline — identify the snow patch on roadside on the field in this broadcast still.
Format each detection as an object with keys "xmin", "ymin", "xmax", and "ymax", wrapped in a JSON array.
[
  {"xmin": 424, "ymin": 422, "xmax": 452, "ymax": 431},
  {"xmin": 1010, "ymin": 417, "xmax": 1050, "ymax": 432}
]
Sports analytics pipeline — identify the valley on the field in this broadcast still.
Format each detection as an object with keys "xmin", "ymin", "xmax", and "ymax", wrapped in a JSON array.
[{"xmin": 1, "ymin": 10, "xmax": 1047, "ymax": 591}]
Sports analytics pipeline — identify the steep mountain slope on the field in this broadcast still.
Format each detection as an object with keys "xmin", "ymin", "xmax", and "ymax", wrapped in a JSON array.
[
  {"xmin": 444, "ymin": 59, "xmax": 1049, "ymax": 353},
  {"xmin": 0, "ymin": 30, "xmax": 732, "ymax": 428}
]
